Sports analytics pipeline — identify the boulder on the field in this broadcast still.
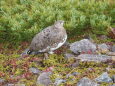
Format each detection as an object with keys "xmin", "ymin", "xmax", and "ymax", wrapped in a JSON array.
[
  {"xmin": 95, "ymin": 72, "xmax": 113, "ymax": 83},
  {"xmin": 77, "ymin": 77, "xmax": 99, "ymax": 86},
  {"xmin": 70, "ymin": 39, "xmax": 96, "ymax": 54},
  {"xmin": 76, "ymin": 54, "xmax": 112, "ymax": 62},
  {"xmin": 36, "ymin": 72, "xmax": 52, "ymax": 86}
]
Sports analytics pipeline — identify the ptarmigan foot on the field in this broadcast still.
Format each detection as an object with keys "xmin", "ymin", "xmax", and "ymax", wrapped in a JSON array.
[{"xmin": 44, "ymin": 53, "xmax": 49, "ymax": 60}]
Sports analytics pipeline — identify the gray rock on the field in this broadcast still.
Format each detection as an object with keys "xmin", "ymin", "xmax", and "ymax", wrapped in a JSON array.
[
  {"xmin": 98, "ymin": 43, "xmax": 110, "ymax": 53},
  {"xmin": 36, "ymin": 72, "xmax": 52, "ymax": 86},
  {"xmin": 95, "ymin": 72, "xmax": 113, "ymax": 83},
  {"xmin": 29, "ymin": 67, "xmax": 41, "ymax": 74},
  {"xmin": 70, "ymin": 39, "xmax": 96, "ymax": 54},
  {"xmin": 112, "ymin": 45, "xmax": 115, "ymax": 52},
  {"xmin": 54, "ymin": 78, "xmax": 66, "ymax": 86},
  {"xmin": 77, "ymin": 77, "xmax": 98, "ymax": 86},
  {"xmin": 76, "ymin": 54, "xmax": 112, "ymax": 62},
  {"xmin": 6, "ymin": 84, "xmax": 25, "ymax": 86},
  {"xmin": 0, "ymin": 78, "xmax": 5, "ymax": 83}
]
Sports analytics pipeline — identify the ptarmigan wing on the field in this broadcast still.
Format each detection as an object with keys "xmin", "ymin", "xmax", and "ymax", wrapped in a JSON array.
[{"xmin": 29, "ymin": 25, "xmax": 67, "ymax": 53}]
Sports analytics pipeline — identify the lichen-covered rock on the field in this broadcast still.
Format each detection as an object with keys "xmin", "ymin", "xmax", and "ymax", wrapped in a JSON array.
[
  {"xmin": 77, "ymin": 77, "xmax": 98, "ymax": 86},
  {"xmin": 54, "ymin": 78, "xmax": 66, "ymax": 86},
  {"xmin": 95, "ymin": 72, "xmax": 113, "ymax": 83},
  {"xmin": 98, "ymin": 43, "xmax": 110, "ymax": 53},
  {"xmin": 70, "ymin": 39, "xmax": 96, "ymax": 54},
  {"xmin": 76, "ymin": 54, "xmax": 112, "ymax": 62},
  {"xmin": 36, "ymin": 72, "xmax": 52, "ymax": 86},
  {"xmin": 29, "ymin": 67, "xmax": 41, "ymax": 74}
]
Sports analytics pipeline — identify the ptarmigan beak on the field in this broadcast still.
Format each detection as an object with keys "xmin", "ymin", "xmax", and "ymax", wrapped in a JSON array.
[{"xmin": 20, "ymin": 48, "xmax": 29, "ymax": 58}]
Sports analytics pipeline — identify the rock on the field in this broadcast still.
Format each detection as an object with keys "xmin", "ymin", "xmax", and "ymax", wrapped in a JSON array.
[
  {"xmin": 111, "ymin": 75, "xmax": 115, "ymax": 83},
  {"xmin": 0, "ymin": 78, "xmax": 5, "ymax": 85},
  {"xmin": 0, "ymin": 78, "xmax": 4, "ymax": 83},
  {"xmin": 6, "ymin": 84, "xmax": 25, "ymax": 86},
  {"xmin": 36, "ymin": 72, "xmax": 52, "ymax": 86},
  {"xmin": 70, "ymin": 39, "xmax": 96, "ymax": 54},
  {"xmin": 54, "ymin": 78, "xmax": 66, "ymax": 86},
  {"xmin": 106, "ymin": 52, "xmax": 115, "ymax": 56},
  {"xmin": 76, "ymin": 54, "xmax": 112, "ymax": 62},
  {"xmin": 95, "ymin": 72, "xmax": 113, "ymax": 83},
  {"xmin": 29, "ymin": 67, "xmax": 41, "ymax": 74},
  {"xmin": 77, "ymin": 77, "xmax": 99, "ymax": 86},
  {"xmin": 112, "ymin": 45, "xmax": 115, "ymax": 52},
  {"xmin": 98, "ymin": 43, "xmax": 110, "ymax": 53},
  {"xmin": 64, "ymin": 53, "xmax": 76, "ymax": 59}
]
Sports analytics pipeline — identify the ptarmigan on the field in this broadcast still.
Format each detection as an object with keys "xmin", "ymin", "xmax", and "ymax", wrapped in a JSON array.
[{"xmin": 21, "ymin": 20, "xmax": 67, "ymax": 58}]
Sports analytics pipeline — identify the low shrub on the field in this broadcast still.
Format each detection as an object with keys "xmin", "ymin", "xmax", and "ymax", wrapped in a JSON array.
[{"xmin": 0, "ymin": 0, "xmax": 114, "ymax": 43}]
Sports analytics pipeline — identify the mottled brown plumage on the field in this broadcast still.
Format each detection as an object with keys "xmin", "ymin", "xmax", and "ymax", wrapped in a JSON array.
[{"xmin": 28, "ymin": 20, "xmax": 67, "ymax": 54}]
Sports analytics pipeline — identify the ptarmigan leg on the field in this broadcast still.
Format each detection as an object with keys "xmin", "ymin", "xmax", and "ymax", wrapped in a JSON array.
[{"xmin": 44, "ymin": 53, "xmax": 49, "ymax": 60}]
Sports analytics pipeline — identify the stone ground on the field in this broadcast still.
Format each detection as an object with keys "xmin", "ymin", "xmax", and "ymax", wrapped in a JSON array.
[{"xmin": 0, "ymin": 38, "xmax": 115, "ymax": 86}]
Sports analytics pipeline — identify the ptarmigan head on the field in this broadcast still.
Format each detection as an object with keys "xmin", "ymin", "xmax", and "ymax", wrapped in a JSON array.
[{"xmin": 54, "ymin": 20, "xmax": 64, "ymax": 28}]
